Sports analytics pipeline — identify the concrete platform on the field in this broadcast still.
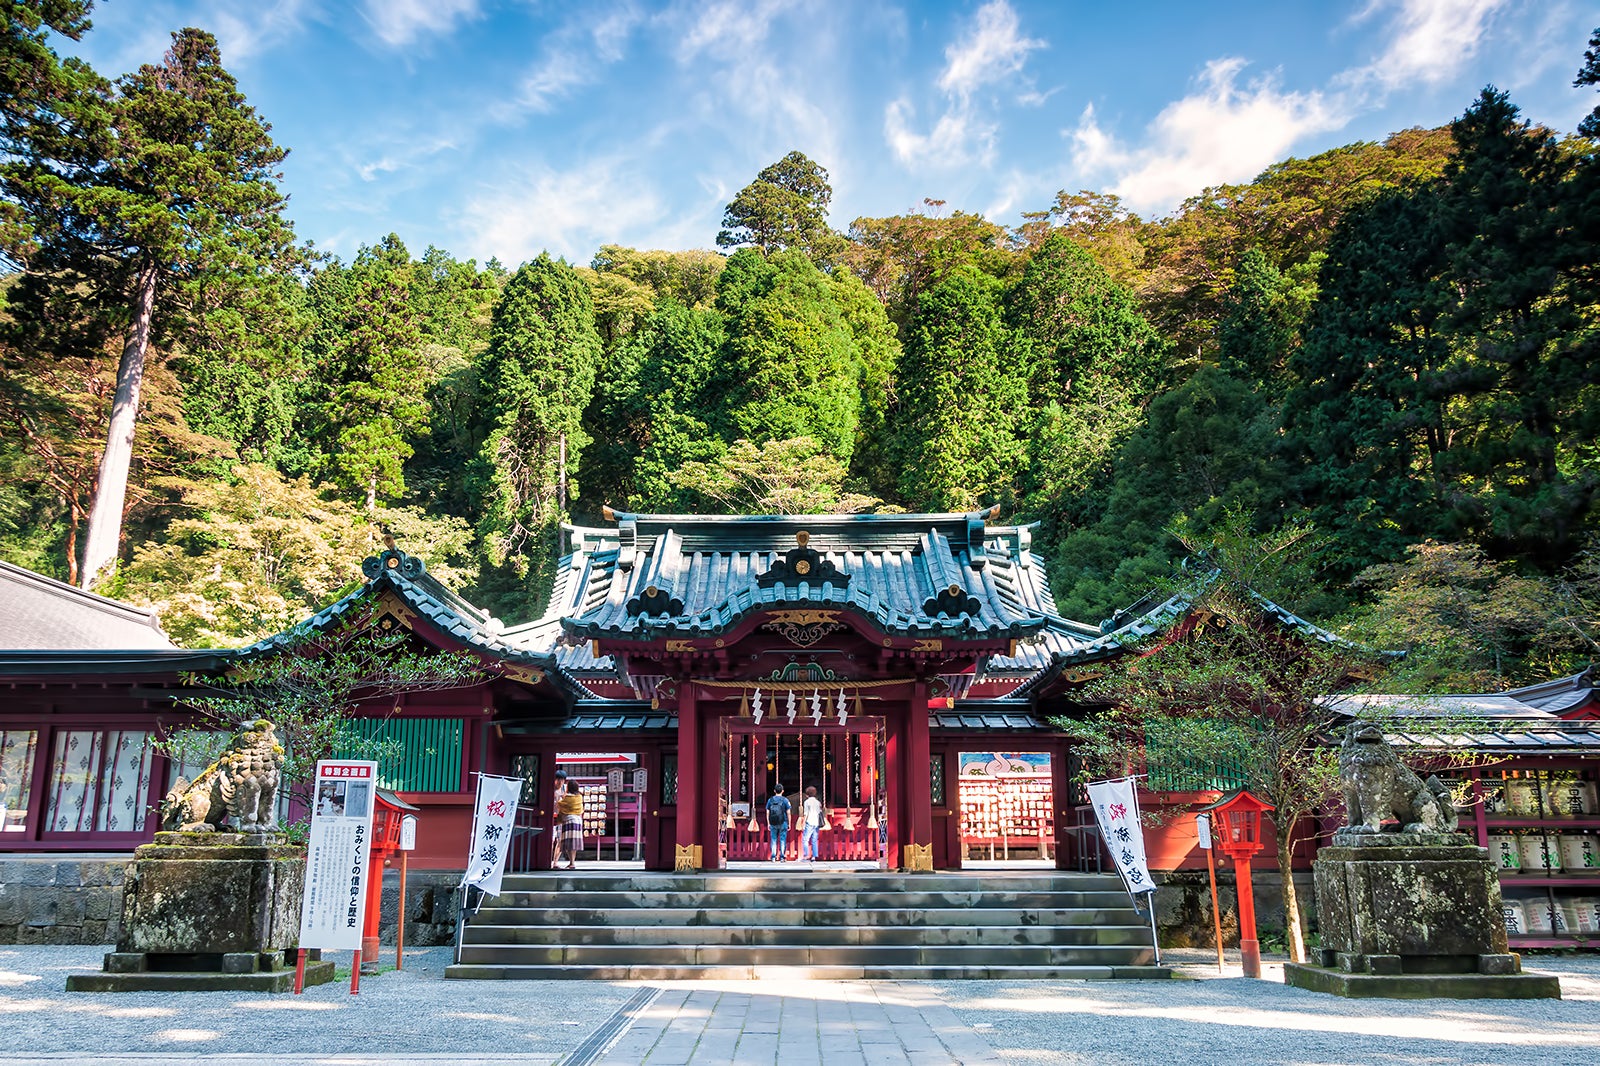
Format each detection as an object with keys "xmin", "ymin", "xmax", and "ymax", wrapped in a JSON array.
[
  {"xmin": 66, "ymin": 958, "xmax": 336, "ymax": 992},
  {"xmin": 1283, "ymin": 962, "xmax": 1561, "ymax": 999}
]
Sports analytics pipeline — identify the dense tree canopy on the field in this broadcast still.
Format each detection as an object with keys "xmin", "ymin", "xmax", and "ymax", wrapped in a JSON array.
[{"xmin": 0, "ymin": 13, "xmax": 1596, "ymax": 692}]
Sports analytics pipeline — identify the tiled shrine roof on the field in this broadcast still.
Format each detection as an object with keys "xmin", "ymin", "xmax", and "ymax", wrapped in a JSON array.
[{"xmin": 552, "ymin": 508, "xmax": 1060, "ymax": 645}]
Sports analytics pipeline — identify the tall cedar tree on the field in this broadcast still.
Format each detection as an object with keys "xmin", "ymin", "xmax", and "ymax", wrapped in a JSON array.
[
  {"xmin": 0, "ymin": 0, "xmax": 105, "ymax": 266},
  {"xmin": 1288, "ymin": 89, "xmax": 1597, "ymax": 575},
  {"xmin": 477, "ymin": 254, "xmax": 602, "ymax": 601},
  {"xmin": 716, "ymin": 151, "xmax": 845, "ymax": 265},
  {"xmin": 713, "ymin": 249, "xmax": 872, "ymax": 465},
  {"xmin": 889, "ymin": 266, "xmax": 1025, "ymax": 512},
  {"xmin": 303, "ymin": 237, "xmax": 429, "ymax": 510},
  {"xmin": 56, "ymin": 29, "xmax": 298, "ymax": 588}
]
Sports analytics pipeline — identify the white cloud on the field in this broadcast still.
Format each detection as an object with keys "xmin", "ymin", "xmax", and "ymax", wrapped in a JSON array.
[
  {"xmin": 1071, "ymin": 59, "xmax": 1347, "ymax": 214},
  {"xmin": 453, "ymin": 160, "xmax": 666, "ymax": 265},
  {"xmin": 673, "ymin": 0, "xmax": 798, "ymax": 62},
  {"xmin": 361, "ymin": 0, "xmax": 481, "ymax": 49},
  {"xmin": 663, "ymin": 0, "xmax": 841, "ymax": 178},
  {"xmin": 938, "ymin": 0, "xmax": 1045, "ymax": 98},
  {"xmin": 515, "ymin": 4, "xmax": 643, "ymax": 114},
  {"xmin": 884, "ymin": 98, "xmax": 991, "ymax": 169},
  {"xmin": 1344, "ymin": 0, "xmax": 1508, "ymax": 93},
  {"xmin": 885, "ymin": 0, "xmax": 1045, "ymax": 169},
  {"xmin": 206, "ymin": 1, "xmax": 313, "ymax": 66}
]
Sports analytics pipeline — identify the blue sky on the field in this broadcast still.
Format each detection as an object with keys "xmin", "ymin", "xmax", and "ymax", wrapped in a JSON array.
[{"xmin": 63, "ymin": 1, "xmax": 1597, "ymax": 267}]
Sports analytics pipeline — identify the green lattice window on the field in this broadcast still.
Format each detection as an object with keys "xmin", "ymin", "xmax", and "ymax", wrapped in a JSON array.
[
  {"xmin": 338, "ymin": 717, "xmax": 465, "ymax": 792},
  {"xmin": 1144, "ymin": 719, "xmax": 1252, "ymax": 793}
]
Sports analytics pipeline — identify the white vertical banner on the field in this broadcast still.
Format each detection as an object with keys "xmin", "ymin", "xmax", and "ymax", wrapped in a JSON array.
[
  {"xmin": 299, "ymin": 760, "xmax": 379, "ymax": 950},
  {"xmin": 1086, "ymin": 776, "xmax": 1155, "ymax": 898},
  {"xmin": 461, "ymin": 773, "xmax": 521, "ymax": 899}
]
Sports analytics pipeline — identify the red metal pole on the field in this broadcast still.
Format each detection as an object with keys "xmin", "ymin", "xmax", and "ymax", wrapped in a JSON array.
[
  {"xmin": 292, "ymin": 947, "xmax": 306, "ymax": 994},
  {"xmin": 1233, "ymin": 854, "xmax": 1261, "ymax": 978},
  {"xmin": 350, "ymin": 949, "xmax": 362, "ymax": 994},
  {"xmin": 360, "ymin": 856, "xmax": 384, "ymax": 973}
]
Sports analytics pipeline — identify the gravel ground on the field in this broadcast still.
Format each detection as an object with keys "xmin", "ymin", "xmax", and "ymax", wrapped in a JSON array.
[
  {"xmin": 0, "ymin": 945, "xmax": 633, "ymax": 1064},
  {"xmin": 924, "ymin": 949, "xmax": 1600, "ymax": 1066},
  {"xmin": 4, "ymin": 945, "xmax": 1599, "ymax": 1065}
]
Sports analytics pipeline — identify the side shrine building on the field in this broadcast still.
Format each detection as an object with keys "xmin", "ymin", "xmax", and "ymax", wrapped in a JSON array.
[{"xmin": 5, "ymin": 507, "xmax": 1600, "ymax": 950}]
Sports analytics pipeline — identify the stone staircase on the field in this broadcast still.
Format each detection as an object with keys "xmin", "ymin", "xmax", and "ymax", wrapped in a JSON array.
[{"xmin": 444, "ymin": 870, "xmax": 1169, "ymax": 980}]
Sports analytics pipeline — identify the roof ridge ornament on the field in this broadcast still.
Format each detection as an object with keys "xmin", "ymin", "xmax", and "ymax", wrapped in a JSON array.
[
  {"xmin": 756, "ymin": 529, "xmax": 851, "ymax": 589},
  {"xmin": 361, "ymin": 542, "xmax": 426, "ymax": 581}
]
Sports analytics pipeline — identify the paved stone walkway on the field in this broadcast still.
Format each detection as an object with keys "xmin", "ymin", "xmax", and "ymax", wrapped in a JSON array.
[{"xmin": 592, "ymin": 982, "xmax": 1002, "ymax": 1065}]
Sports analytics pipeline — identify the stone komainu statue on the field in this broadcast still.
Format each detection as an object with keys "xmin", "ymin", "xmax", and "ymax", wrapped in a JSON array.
[
  {"xmin": 162, "ymin": 719, "xmax": 285, "ymax": 833},
  {"xmin": 1339, "ymin": 721, "xmax": 1458, "ymax": 834}
]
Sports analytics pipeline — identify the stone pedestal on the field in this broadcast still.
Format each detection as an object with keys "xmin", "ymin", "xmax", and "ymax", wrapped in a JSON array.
[
  {"xmin": 1284, "ymin": 831, "xmax": 1559, "ymax": 999},
  {"xmin": 66, "ymin": 832, "xmax": 334, "ymax": 992}
]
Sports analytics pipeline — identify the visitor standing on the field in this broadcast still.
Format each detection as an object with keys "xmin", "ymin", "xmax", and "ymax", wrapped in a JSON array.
[
  {"xmin": 765, "ymin": 784, "xmax": 792, "ymax": 862},
  {"xmin": 554, "ymin": 769, "xmax": 584, "ymax": 870},
  {"xmin": 800, "ymin": 785, "xmax": 823, "ymax": 862}
]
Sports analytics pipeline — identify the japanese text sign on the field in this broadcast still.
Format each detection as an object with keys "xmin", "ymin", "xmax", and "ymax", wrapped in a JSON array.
[
  {"xmin": 298, "ymin": 760, "xmax": 378, "ymax": 951},
  {"xmin": 461, "ymin": 773, "xmax": 520, "ymax": 898},
  {"xmin": 1086, "ymin": 777, "xmax": 1155, "ymax": 898}
]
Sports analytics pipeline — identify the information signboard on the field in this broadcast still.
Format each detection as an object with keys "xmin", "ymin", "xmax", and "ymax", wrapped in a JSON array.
[
  {"xmin": 607, "ymin": 768, "xmax": 624, "ymax": 793},
  {"xmin": 298, "ymin": 760, "xmax": 378, "ymax": 951},
  {"xmin": 632, "ymin": 768, "xmax": 648, "ymax": 794}
]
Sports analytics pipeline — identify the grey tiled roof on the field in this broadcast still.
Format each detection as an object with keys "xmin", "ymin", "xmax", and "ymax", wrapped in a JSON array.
[
  {"xmin": 0, "ymin": 560, "xmax": 173, "ymax": 650},
  {"xmin": 557, "ymin": 510, "xmax": 1054, "ymax": 643}
]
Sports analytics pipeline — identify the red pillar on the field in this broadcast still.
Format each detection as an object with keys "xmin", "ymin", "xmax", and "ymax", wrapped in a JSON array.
[
  {"xmin": 884, "ymin": 712, "xmax": 902, "ymax": 870},
  {"xmin": 1234, "ymin": 855, "xmax": 1261, "ymax": 978},
  {"xmin": 903, "ymin": 680, "xmax": 934, "ymax": 871},
  {"xmin": 674, "ymin": 683, "xmax": 700, "ymax": 872},
  {"xmin": 699, "ymin": 700, "xmax": 722, "ymax": 870}
]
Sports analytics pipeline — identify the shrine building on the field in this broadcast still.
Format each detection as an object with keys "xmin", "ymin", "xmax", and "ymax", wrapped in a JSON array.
[{"xmin": 5, "ymin": 504, "xmax": 1600, "ymax": 952}]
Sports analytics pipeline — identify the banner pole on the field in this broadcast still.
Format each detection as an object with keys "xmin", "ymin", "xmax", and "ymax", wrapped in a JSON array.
[
  {"xmin": 292, "ymin": 947, "xmax": 306, "ymax": 995},
  {"xmin": 397, "ymin": 850, "xmax": 408, "ymax": 971},
  {"xmin": 1146, "ymin": 895, "xmax": 1161, "ymax": 965},
  {"xmin": 349, "ymin": 949, "xmax": 361, "ymax": 995},
  {"xmin": 1206, "ymin": 839, "xmax": 1225, "ymax": 973}
]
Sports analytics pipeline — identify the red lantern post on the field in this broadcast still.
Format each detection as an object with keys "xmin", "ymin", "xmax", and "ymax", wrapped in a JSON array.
[
  {"xmin": 1199, "ymin": 790, "xmax": 1274, "ymax": 979},
  {"xmin": 362, "ymin": 790, "xmax": 420, "ymax": 973}
]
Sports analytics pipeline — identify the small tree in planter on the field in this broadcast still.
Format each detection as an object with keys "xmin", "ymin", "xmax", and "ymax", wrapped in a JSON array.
[{"xmin": 164, "ymin": 602, "xmax": 489, "ymax": 829}]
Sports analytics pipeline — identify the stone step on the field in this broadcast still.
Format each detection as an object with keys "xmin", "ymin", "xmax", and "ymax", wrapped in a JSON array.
[
  {"xmin": 444, "ymin": 962, "xmax": 1172, "ymax": 981},
  {"xmin": 454, "ymin": 943, "xmax": 1156, "ymax": 968},
  {"xmin": 480, "ymin": 889, "xmax": 1137, "ymax": 910},
  {"xmin": 497, "ymin": 873, "xmax": 1122, "ymax": 893},
  {"xmin": 466, "ymin": 905, "xmax": 1143, "ymax": 928},
  {"xmin": 460, "ymin": 922, "xmax": 1154, "ymax": 948}
]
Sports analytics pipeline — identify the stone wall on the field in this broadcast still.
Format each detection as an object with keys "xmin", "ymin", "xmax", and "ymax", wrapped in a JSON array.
[
  {"xmin": 1154, "ymin": 868, "xmax": 1317, "ymax": 950},
  {"xmin": 0, "ymin": 858, "xmax": 128, "ymax": 944},
  {"xmin": 374, "ymin": 868, "xmax": 462, "ymax": 947}
]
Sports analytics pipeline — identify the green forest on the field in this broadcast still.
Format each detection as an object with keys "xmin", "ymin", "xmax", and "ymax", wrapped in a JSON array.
[{"xmin": 3, "ymin": 5, "xmax": 1600, "ymax": 693}]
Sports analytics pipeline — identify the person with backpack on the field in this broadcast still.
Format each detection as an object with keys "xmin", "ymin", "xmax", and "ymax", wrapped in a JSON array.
[{"xmin": 765, "ymin": 784, "xmax": 792, "ymax": 862}]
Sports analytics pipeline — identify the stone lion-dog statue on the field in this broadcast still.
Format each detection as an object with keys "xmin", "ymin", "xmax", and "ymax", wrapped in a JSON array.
[
  {"xmin": 161, "ymin": 719, "xmax": 286, "ymax": 833},
  {"xmin": 1339, "ymin": 721, "xmax": 1458, "ymax": 834}
]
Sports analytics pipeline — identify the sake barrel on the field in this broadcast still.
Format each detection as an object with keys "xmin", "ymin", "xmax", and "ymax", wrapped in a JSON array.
[
  {"xmin": 1487, "ymin": 833, "xmax": 1522, "ymax": 870},
  {"xmin": 1524, "ymin": 899, "xmax": 1554, "ymax": 934},
  {"xmin": 1550, "ymin": 902, "xmax": 1571, "ymax": 934},
  {"xmin": 1558, "ymin": 900, "xmax": 1585, "ymax": 935},
  {"xmin": 1505, "ymin": 779, "xmax": 1541, "ymax": 815},
  {"xmin": 1519, "ymin": 832, "xmax": 1560, "ymax": 871},
  {"xmin": 1560, "ymin": 831, "xmax": 1600, "ymax": 871},
  {"xmin": 1570, "ymin": 898, "xmax": 1600, "ymax": 934},
  {"xmin": 1501, "ymin": 899, "xmax": 1527, "ymax": 936},
  {"xmin": 1544, "ymin": 777, "xmax": 1596, "ymax": 818}
]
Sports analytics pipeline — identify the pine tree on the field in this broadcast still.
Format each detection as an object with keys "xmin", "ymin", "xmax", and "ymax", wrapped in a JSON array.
[
  {"xmin": 33, "ymin": 28, "xmax": 300, "ymax": 588},
  {"xmin": 476, "ymin": 254, "xmax": 603, "ymax": 598},
  {"xmin": 889, "ymin": 266, "xmax": 1025, "ymax": 512}
]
